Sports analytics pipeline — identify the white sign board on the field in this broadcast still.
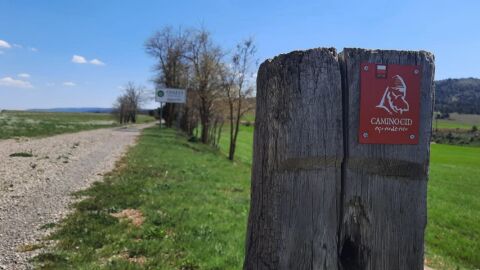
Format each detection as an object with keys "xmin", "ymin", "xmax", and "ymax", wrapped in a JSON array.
[{"xmin": 155, "ymin": 88, "xmax": 186, "ymax": 103}]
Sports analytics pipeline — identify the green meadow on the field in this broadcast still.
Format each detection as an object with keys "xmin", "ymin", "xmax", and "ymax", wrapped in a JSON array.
[
  {"xmin": 425, "ymin": 144, "xmax": 480, "ymax": 269},
  {"xmin": 0, "ymin": 111, "xmax": 154, "ymax": 140},
  {"xmin": 33, "ymin": 115, "xmax": 479, "ymax": 269}
]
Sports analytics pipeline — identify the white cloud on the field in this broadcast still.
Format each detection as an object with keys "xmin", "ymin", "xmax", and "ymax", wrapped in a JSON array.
[
  {"xmin": 72, "ymin": 54, "xmax": 105, "ymax": 66},
  {"xmin": 18, "ymin": 73, "xmax": 30, "ymax": 78},
  {"xmin": 0, "ymin": 42, "xmax": 38, "ymax": 52},
  {"xmin": 90, "ymin": 58, "xmax": 105, "ymax": 66},
  {"xmin": 72, "ymin": 55, "xmax": 87, "ymax": 64},
  {"xmin": 0, "ymin": 40, "xmax": 11, "ymax": 49},
  {"xmin": 63, "ymin": 81, "xmax": 76, "ymax": 87},
  {"xmin": 0, "ymin": 77, "xmax": 33, "ymax": 88}
]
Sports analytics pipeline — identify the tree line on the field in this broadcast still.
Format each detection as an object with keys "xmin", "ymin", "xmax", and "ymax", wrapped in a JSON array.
[
  {"xmin": 143, "ymin": 26, "xmax": 257, "ymax": 161},
  {"xmin": 113, "ymin": 82, "xmax": 145, "ymax": 124},
  {"xmin": 435, "ymin": 78, "xmax": 480, "ymax": 114}
]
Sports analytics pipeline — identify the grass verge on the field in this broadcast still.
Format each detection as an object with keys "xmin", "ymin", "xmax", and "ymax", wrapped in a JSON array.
[{"xmin": 33, "ymin": 127, "xmax": 250, "ymax": 269}]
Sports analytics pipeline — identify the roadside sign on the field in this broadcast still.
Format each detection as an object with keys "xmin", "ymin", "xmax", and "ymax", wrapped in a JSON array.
[
  {"xmin": 155, "ymin": 88, "xmax": 186, "ymax": 103},
  {"xmin": 358, "ymin": 63, "xmax": 421, "ymax": 144}
]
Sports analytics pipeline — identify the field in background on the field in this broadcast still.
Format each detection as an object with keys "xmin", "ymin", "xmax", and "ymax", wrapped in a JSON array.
[
  {"xmin": 217, "ymin": 113, "xmax": 480, "ymax": 165},
  {"xmin": 435, "ymin": 113, "xmax": 480, "ymax": 130},
  {"xmin": 0, "ymin": 111, "xmax": 155, "ymax": 140},
  {"xmin": 433, "ymin": 113, "xmax": 480, "ymax": 146}
]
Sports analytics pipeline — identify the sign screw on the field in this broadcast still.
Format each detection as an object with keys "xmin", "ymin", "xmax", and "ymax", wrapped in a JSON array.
[
  {"xmin": 410, "ymin": 134, "xmax": 415, "ymax": 139},
  {"xmin": 414, "ymin": 69, "xmax": 419, "ymax": 75},
  {"xmin": 363, "ymin": 65, "xmax": 369, "ymax": 71},
  {"xmin": 363, "ymin": 132, "xmax": 369, "ymax": 138}
]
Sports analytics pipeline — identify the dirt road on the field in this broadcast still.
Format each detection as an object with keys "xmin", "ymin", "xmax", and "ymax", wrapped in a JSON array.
[{"xmin": 0, "ymin": 124, "xmax": 152, "ymax": 269}]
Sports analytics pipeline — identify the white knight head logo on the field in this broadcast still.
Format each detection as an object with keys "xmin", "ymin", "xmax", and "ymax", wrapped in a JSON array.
[{"xmin": 376, "ymin": 75, "xmax": 409, "ymax": 115}]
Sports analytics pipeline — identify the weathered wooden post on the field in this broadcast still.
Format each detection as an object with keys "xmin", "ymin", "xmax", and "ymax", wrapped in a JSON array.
[
  {"xmin": 244, "ymin": 48, "xmax": 344, "ymax": 269},
  {"xmin": 338, "ymin": 49, "xmax": 435, "ymax": 270},
  {"xmin": 245, "ymin": 48, "xmax": 434, "ymax": 270}
]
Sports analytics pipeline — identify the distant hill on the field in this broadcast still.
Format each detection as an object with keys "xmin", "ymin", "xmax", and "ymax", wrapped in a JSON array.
[
  {"xmin": 28, "ymin": 107, "xmax": 114, "ymax": 113},
  {"xmin": 435, "ymin": 78, "xmax": 480, "ymax": 114}
]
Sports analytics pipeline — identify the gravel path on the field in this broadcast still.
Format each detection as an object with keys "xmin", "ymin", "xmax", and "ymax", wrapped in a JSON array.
[{"xmin": 0, "ymin": 124, "xmax": 153, "ymax": 269}]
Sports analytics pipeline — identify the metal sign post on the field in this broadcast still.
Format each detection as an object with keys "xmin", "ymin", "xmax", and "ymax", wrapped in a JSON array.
[{"xmin": 158, "ymin": 102, "xmax": 163, "ymax": 128}]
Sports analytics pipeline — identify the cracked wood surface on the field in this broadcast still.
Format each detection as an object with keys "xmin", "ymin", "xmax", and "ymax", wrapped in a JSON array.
[
  {"xmin": 244, "ymin": 48, "xmax": 434, "ymax": 270},
  {"xmin": 339, "ymin": 49, "xmax": 434, "ymax": 270},
  {"xmin": 244, "ymin": 48, "xmax": 343, "ymax": 270}
]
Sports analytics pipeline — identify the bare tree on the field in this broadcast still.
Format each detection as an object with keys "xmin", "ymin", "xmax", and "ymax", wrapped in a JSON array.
[
  {"xmin": 113, "ymin": 82, "xmax": 145, "ymax": 124},
  {"xmin": 222, "ymin": 38, "xmax": 257, "ymax": 160},
  {"xmin": 112, "ymin": 95, "xmax": 127, "ymax": 124},
  {"xmin": 145, "ymin": 26, "xmax": 189, "ymax": 127},
  {"xmin": 185, "ymin": 29, "xmax": 224, "ymax": 144},
  {"xmin": 144, "ymin": 26, "xmax": 255, "ymax": 150}
]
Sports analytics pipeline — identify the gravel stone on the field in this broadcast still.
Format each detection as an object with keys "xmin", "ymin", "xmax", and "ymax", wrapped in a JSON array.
[{"xmin": 0, "ymin": 124, "xmax": 152, "ymax": 269}]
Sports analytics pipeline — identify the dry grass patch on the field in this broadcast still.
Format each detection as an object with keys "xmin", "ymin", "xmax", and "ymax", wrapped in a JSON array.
[
  {"xmin": 104, "ymin": 251, "xmax": 147, "ymax": 266},
  {"xmin": 127, "ymin": 255, "xmax": 147, "ymax": 265},
  {"xmin": 110, "ymin": 208, "xmax": 145, "ymax": 227}
]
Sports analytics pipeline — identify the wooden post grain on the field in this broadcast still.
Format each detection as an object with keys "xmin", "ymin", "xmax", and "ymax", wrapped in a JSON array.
[
  {"xmin": 244, "ymin": 48, "xmax": 344, "ymax": 269},
  {"xmin": 339, "ymin": 49, "xmax": 435, "ymax": 270},
  {"xmin": 244, "ymin": 48, "xmax": 435, "ymax": 270}
]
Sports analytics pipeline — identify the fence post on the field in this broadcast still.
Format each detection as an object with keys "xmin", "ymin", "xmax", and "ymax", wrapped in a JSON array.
[
  {"xmin": 244, "ymin": 48, "xmax": 344, "ymax": 269},
  {"xmin": 245, "ymin": 47, "xmax": 435, "ymax": 270},
  {"xmin": 339, "ymin": 48, "xmax": 435, "ymax": 270}
]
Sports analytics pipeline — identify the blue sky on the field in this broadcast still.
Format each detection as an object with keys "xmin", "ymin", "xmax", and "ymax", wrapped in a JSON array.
[{"xmin": 1, "ymin": 0, "xmax": 479, "ymax": 109}]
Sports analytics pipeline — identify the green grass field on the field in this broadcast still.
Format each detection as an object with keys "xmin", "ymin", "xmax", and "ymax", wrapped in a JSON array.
[
  {"xmin": 0, "ymin": 111, "xmax": 154, "ymax": 140},
  {"xmin": 34, "ymin": 120, "xmax": 479, "ymax": 269},
  {"xmin": 425, "ymin": 144, "xmax": 480, "ymax": 269}
]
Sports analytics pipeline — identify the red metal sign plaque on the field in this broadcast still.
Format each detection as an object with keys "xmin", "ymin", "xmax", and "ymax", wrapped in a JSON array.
[{"xmin": 359, "ymin": 63, "xmax": 422, "ymax": 144}]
